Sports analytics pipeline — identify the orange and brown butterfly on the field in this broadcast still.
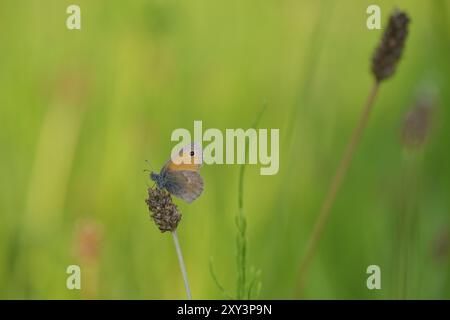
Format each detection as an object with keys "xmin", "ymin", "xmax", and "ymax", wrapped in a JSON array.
[{"xmin": 150, "ymin": 143, "xmax": 204, "ymax": 203}]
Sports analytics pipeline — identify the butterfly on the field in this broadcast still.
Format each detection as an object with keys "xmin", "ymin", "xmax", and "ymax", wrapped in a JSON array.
[{"xmin": 150, "ymin": 143, "xmax": 204, "ymax": 203}]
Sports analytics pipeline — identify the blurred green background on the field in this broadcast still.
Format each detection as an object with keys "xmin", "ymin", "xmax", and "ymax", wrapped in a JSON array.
[{"xmin": 0, "ymin": 0, "xmax": 449, "ymax": 299}]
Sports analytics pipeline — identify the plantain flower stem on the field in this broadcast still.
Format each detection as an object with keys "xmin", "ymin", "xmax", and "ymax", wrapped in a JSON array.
[
  {"xmin": 172, "ymin": 230, "xmax": 192, "ymax": 300},
  {"xmin": 296, "ymin": 9, "xmax": 410, "ymax": 296}
]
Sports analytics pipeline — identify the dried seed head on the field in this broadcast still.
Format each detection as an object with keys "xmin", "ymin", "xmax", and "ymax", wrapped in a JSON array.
[
  {"xmin": 146, "ymin": 188, "xmax": 181, "ymax": 232},
  {"xmin": 372, "ymin": 10, "xmax": 410, "ymax": 82},
  {"xmin": 401, "ymin": 91, "xmax": 435, "ymax": 149}
]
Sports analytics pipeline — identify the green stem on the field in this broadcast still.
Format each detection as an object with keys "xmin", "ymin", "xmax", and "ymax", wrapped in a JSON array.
[
  {"xmin": 236, "ymin": 164, "xmax": 247, "ymax": 300},
  {"xmin": 236, "ymin": 102, "xmax": 267, "ymax": 299}
]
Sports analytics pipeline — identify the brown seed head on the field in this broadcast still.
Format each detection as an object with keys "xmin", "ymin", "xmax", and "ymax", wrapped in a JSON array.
[
  {"xmin": 372, "ymin": 10, "xmax": 410, "ymax": 82},
  {"xmin": 146, "ymin": 188, "xmax": 181, "ymax": 232},
  {"xmin": 401, "ymin": 91, "xmax": 435, "ymax": 149}
]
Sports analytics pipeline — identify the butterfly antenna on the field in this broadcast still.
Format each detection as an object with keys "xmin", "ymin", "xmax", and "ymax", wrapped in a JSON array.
[
  {"xmin": 145, "ymin": 181, "xmax": 157, "ymax": 188},
  {"xmin": 144, "ymin": 159, "xmax": 155, "ymax": 172}
]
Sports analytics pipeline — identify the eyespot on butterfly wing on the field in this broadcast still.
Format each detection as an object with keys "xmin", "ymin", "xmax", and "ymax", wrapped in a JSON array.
[{"xmin": 165, "ymin": 143, "xmax": 202, "ymax": 172}]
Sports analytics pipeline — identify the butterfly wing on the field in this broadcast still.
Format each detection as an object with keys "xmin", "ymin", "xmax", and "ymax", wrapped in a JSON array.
[
  {"xmin": 160, "ymin": 143, "xmax": 204, "ymax": 203},
  {"xmin": 164, "ymin": 143, "xmax": 202, "ymax": 172},
  {"xmin": 164, "ymin": 170, "xmax": 204, "ymax": 203}
]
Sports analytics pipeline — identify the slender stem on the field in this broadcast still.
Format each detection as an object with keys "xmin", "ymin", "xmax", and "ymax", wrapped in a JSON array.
[
  {"xmin": 235, "ymin": 102, "xmax": 265, "ymax": 300},
  {"xmin": 172, "ymin": 230, "xmax": 192, "ymax": 300},
  {"xmin": 236, "ymin": 164, "xmax": 247, "ymax": 299},
  {"xmin": 296, "ymin": 81, "xmax": 380, "ymax": 296},
  {"xmin": 397, "ymin": 150, "xmax": 422, "ymax": 299}
]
